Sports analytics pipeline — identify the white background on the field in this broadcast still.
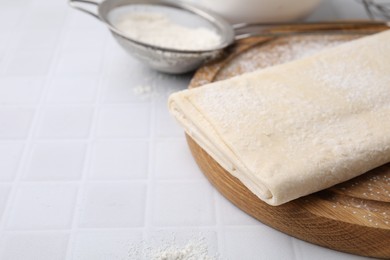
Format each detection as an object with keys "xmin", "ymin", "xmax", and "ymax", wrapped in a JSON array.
[{"xmin": 0, "ymin": 0, "xmax": 378, "ymax": 259}]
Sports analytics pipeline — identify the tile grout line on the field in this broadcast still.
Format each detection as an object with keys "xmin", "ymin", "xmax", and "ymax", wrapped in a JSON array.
[
  {"xmin": 12, "ymin": 179, "xmax": 149, "ymax": 184},
  {"xmin": 0, "ymin": 8, "xmax": 70, "ymax": 238},
  {"xmin": 63, "ymin": 25, "xmax": 110, "ymax": 260},
  {"xmin": 0, "ymin": 179, "xmax": 214, "ymax": 186},
  {"xmin": 0, "ymin": 103, "xmax": 151, "ymax": 108},
  {"xmin": 290, "ymin": 237, "xmax": 300, "ymax": 260},
  {"xmin": 2, "ymin": 225, "xmax": 223, "ymax": 232},
  {"xmin": 0, "ymin": 0, "xmax": 32, "ymax": 231},
  {"xmin": 1, "ymin": 227, "xmax": 146, "ymax": 233},
  {"xmin": 16, "ymin": 136, "xmax": 184, "ymax": 142},
  {"xmin": 143, "ymin": 81, "xmax": 157, "ymax": 240},
  {"xmin": 213, "ymin": 190, "xmax": 225, "ymax": 259}
]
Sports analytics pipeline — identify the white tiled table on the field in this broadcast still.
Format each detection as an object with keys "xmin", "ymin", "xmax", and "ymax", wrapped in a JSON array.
[{"xmin": 0, "ymin": 0, "xmax": 376, "ymax": 259}]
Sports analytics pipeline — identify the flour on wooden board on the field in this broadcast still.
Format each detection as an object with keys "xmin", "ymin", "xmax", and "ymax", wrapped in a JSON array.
[{"xmin": 219, "ymin": 35, "xmax": 359, "ymax": 76}]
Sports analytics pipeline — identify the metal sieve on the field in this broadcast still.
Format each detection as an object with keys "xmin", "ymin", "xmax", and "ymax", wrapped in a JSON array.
[
  {"xmin": 69, "ymin": 0, "xmax": 234, "ymax": 74},
  {"xmin": 69, "ymin": 0, "xmax": 390, "ymax": 74}
]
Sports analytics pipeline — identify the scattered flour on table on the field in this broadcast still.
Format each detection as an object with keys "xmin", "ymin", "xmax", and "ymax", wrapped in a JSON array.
[
  {"xmin": 128, "ymin": 235, "xmax": 218, "ymax": 260},
  {"xmin": 132, "ymin": 72, "xmax": 188, "ymax": 100},
  {"xmin": 133, "ymin": 85, "xmax": 153, "ymax": 96},
  {"xmin": 116, "ymin": 12, "xmax": 221, "ymax": 50},
  {"xmin": 151, "ymin": 239, "xmax": 216, "ymax": 260}
]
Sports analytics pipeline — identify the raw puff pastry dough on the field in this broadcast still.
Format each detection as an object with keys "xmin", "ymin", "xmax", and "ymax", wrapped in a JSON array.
[{"xmin": 168, "ymin": 30, "xmax": 390, "ymax": 206}]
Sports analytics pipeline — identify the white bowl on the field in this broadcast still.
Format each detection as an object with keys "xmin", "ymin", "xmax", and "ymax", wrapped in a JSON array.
[{"xmin": 197, "ymin": 0, "xmax": 322, "ymax": 23}]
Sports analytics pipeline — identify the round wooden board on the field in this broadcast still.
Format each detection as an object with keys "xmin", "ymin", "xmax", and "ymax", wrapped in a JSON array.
[{"xmin": 187, "ymin": 27, "xmax": 390, "ymax": 259}]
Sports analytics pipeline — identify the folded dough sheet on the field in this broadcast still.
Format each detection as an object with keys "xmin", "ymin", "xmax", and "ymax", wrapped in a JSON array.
[{"xmin": 168, "ymin": 30, "xmax": 390, "ymax": 206}]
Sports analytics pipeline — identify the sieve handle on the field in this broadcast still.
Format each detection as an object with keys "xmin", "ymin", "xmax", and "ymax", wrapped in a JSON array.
[
  {"xmin": 233, "ymin": 21, "xmax": 390, "ymax": 40},
  {"xmin": 69, "ymin": 0, "xmax": 101, "ymax": 20}
]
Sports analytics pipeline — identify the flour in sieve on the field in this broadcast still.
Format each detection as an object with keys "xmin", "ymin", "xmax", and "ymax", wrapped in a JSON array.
[{"xmin": 115, "ymin": 13, "xmax": 221, "ymax": 51}]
